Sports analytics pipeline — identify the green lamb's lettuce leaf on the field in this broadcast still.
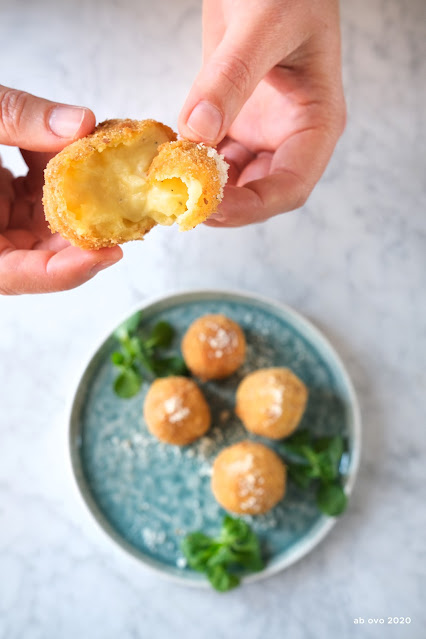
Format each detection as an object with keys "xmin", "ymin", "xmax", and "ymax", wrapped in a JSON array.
[
  {"xmin": 111, "ymin": 314, "xmax": 187, "ymax": 398},
  {"xmin": 316, "ymin": 481, "xmax": 347, "ymax": 516},
  {"xmin": 281, "ymin": 431, "xmax": 348, "ymax": 517},
  {"xmin": 181, "ymin": 516, "xmax": 265, "ymax": 592},
  {"xmin": 113, "ymin": 367, "xmax": 143, "ymax": 399}
]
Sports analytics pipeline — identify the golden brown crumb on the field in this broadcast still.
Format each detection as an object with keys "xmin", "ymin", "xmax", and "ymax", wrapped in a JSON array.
[
  {"xmin": 181, "ymin": 314, "xmax": 246, "ymax": 381},
  {"xmin": 143, "ymin": 376, "xmax": 211, "ymax": 446},
  {"xmin": 211, "ymin": 441, "xmax": 286, "ymax": 515},
  {"xmin": 236, "ymin": 368, "xmax": 308, "ymax": 439},
  {"xmin": 43, "ymin": 119, "xmax": 228, "ymax": 249}
]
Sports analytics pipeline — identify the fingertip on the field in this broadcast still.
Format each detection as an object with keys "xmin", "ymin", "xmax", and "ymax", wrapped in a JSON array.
[
  {"xmin": 204, "ymin": 184, "xmax": 265, "ymax": 227},
  {"xmin": 0, "ymin": 85, "xmax": 97, "ymax": 152},
  {"xmin": 48, "ymin": 105, "xmax": 96, "ymax": 142},
  {"xmin": 86, "ymin": 246, "xmax": 123, "ymax": 278},
  {"xmin": 78, "ymin": 107, "xmax": 96, "ymax": 138},
  {"xmin": 205, "ymin": 207, "xmax": 227, "ymax": 224},
  {"xmin": 88, "ymin": 245, "xmax": 123, "ymax": 262},
  {"xmin": 45, "ymin": 244, "xmax": 123, "ymax": 289},
  {"xmin": 203, "ymin": 218, "xmax": 227, "ymax": 228},
  {"xmin": 179, "ymin": 100, "xmax": 224, "ymax": 145},
  {"xmin": 0, "ymin": 244, "xmax": 123, "ymax": 295}
]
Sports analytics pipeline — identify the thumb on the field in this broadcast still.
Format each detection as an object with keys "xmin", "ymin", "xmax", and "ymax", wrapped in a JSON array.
[
  {"xmin": 0, "ymin": 85, "xmax": 95, "ymax": 152},
  {"xmin": 178, "ymin": 27, "xmax": 278, "ymax": 146}
]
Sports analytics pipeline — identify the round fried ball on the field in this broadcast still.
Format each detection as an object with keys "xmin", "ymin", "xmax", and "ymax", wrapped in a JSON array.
[
  {"xmin": 43, "ymin": 119, "xmax": 229, "ymax": 249},
  {"xmin": 143, "ymin": 376, "xmax": 211, "ymax": 446},
  {"xmin": 181, "ymin": 314, "xmax": 246, "ymax": 380},
  {"xmin": 236, "ymin": 367, "xmax": 308, "ymax": 439},
  {"xmin": 211, "ymin": 441, "xmax": 286, "ymax": 515}
]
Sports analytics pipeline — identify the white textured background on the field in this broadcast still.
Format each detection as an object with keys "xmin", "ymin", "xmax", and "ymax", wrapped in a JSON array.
[{"xmin": 0, "ymin": 0, "xmax": 425, "ymax": 637}]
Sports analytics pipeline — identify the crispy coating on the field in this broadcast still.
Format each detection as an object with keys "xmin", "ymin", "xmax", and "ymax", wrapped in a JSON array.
[
  {"xmin": 43, "ymin": 120, "xmax": 174, "ymax": 249},
  {"xmin": 43, "ymin": 119, "xmax": 228, "ymax": 249},
  {"xmin": 143, "ymin": 376, "xmax": 211, "ymax": 446},
  {"xmin": 181, "ymin": 314, "xmax": 246, "ymax": 381},
  {"xmin": 211, "ymin": 441, "xmax": 286, "ymax": 515},
  {"xmin": 236, "ymin": 368, "xmax": 308, "ymax": 439},
  {"xmin": 148, "ymin": 140, "xmax": 227, "ymax": 231}
]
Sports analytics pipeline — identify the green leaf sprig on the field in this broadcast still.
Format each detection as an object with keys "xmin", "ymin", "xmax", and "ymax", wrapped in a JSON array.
[
  {"xmin": 280, "ymin": 430, "xmax": 348, "ymax": 516},
  {"xmin": 111, "ymin": 311, "xmax": 188, "ymax": 398},
  {"xmin": 181, "ymin": 515, "xmax": 264, "ymax": 592}
]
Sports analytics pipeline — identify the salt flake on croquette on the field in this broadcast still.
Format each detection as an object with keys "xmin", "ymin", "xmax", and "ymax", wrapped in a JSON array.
[{"xmin": 182, "ymin": 314, "xmax": 246, "ymax": 380}]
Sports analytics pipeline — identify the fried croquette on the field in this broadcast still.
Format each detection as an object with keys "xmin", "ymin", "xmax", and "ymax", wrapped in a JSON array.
[
  {"xmin": 43, "ymin": 119, "xmax": 228, "ymax": 249},
  {"xmin": 143, "ymin": 376, "xmax": 211, "ymax": 446},
  {"xmin": 181, "ymin": 314, "xmax": 246, "ymax": 380},
  {"xmin": 211, "ymin": 441, "xmax": 286, "ymax": 515},
  {"xmin": 236, "ymin": 368, "xmax": 308, "ymax": 439}
]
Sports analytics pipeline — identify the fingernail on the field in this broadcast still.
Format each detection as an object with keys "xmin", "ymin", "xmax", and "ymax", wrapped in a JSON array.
[
  {"xmin": 186, "ymin": 101, "xmax": 223, "ymax": 142},
  {"xmin": 208, "ymin": 211, "xmax": 226, "ymax": 222},
  {"xmin": 89, "ymin": 260, "xmax": 118, "ymax": 277},
  {"xmin": 49, "ymin": 105, "xmax": 86, "ymax": 139}
]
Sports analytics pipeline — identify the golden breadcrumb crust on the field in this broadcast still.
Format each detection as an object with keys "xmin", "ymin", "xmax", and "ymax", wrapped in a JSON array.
[
  {"xmin": 43, "ymin": 119, "xmax": 228, "ymax": 249},
  {"xmin": 181, "ymin": 314, "xmax": 246, "ymax": 381},
  {"xmin": 143, "ymin": 376, "xmax": 211, "ymax": 446},
  {"xmin": 43, "ymin": 119, "xmax": 175, "ymax": 249},
  {"xmin": 212, "ymin": 441, "xmax": 286, "ymax": 515},
  {"xmin": 236, "ymin": 368, "xmax": 308, "ymax": 439},
  {"xmin": 148, "ymin": 140, "xmax": 226, "ymax": 231}
]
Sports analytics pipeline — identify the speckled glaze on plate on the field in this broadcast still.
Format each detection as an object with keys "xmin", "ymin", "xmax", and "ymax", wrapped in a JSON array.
[{"xmin": 69, "ymin": 290, "xmax": 361, "ymax": 586}]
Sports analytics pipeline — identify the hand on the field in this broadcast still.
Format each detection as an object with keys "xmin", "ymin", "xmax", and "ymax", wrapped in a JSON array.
[
  {"xmin": 178, "ymin": 0, "xmax": 346, "ymax": 227},
  {"xmin": 0, "ymin": 86, "xmax": 122, "ymax": 295}
]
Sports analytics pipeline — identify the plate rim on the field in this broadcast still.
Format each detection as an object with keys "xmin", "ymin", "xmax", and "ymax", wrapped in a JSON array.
[{"xmin": 66, "ymin": 288, "xmax": 362, "ymax": 587}]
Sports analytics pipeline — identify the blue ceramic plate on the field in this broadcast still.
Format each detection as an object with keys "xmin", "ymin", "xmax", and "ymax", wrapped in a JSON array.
[{"xmin": 69, "ymin": 290, "xmax": 361, "ymax": 586}]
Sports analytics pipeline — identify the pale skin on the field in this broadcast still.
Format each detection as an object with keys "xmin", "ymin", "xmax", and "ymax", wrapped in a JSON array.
[
  {"xmin": 0, "ymin": 0, "xmax": 345, "ymax": 295},
  {"xmin": 0, "ymin": 96, "xmax": 123, "ymax": 295}
]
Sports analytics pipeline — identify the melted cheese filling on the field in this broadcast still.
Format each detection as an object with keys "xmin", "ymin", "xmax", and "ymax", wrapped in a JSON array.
[{"xmin": 62, "ymin": 136, "xmax": 201, "ymax": 236}]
